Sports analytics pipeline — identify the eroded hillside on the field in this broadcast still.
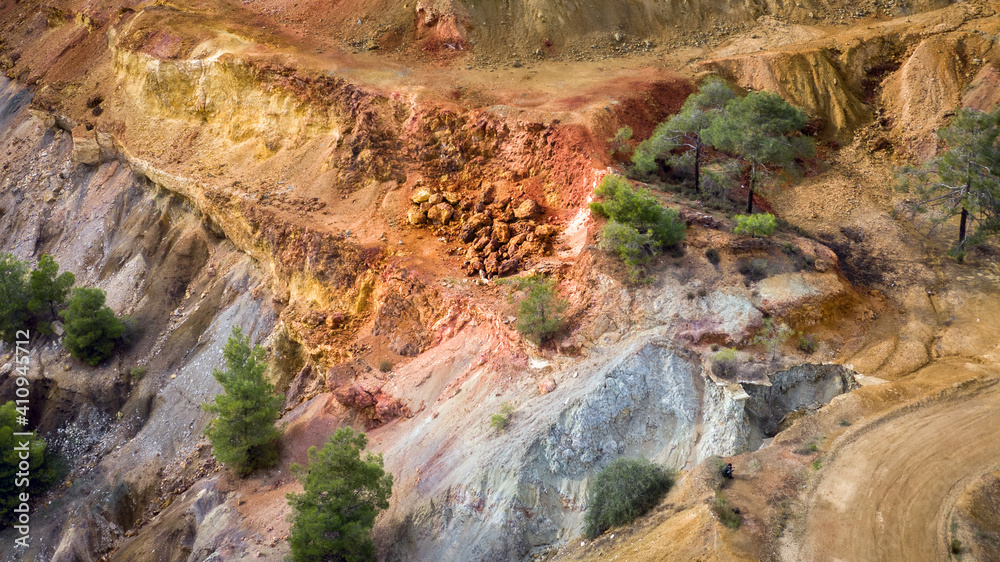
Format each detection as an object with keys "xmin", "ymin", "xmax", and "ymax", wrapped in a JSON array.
[{"xmin": 1, "ymin": 0, "xmax": 1000, "ymax": 560}]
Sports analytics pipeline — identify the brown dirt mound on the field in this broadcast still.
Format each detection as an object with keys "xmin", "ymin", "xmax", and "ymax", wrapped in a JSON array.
[{"xmin": 952, "ymin": 471, "xmax": 1000, "ymax": 562}]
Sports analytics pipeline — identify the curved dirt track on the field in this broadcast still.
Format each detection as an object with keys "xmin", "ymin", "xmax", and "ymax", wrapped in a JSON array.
[{"xmin": 790, "ymin": 369, "xmax": 1000, "ymax": 562}]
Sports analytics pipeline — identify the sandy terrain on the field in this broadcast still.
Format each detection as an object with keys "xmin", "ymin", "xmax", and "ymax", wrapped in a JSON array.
[{"xmin": 787, "ymin": 361, "xmax": 1000, "ymax": 561}]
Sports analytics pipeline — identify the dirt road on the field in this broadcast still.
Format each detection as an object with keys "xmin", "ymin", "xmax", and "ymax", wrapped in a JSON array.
[{"xmin": 788, "ymin": 366, "xmax": 1000, "ymax": 562}]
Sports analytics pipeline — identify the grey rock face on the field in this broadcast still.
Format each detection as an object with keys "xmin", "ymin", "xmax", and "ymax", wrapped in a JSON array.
[
  {"xmin": 743, "ymin": 363, "xmax": 860, "ymax": 440},
  {"xmin": 537, "ymin": 340, "xmax": 701, "ymax": 477}
]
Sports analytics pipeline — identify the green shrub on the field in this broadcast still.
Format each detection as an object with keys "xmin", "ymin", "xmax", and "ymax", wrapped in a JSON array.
[
  {"xmin": 61, "ymin": 287, "xmax": 125, "ymax": 366},
  {"xmin": 512, "ymin": 275, "xmax": 567, "ymax": 344},
  {"xmin": 733, "ymin": 213, "xmax": 777, "ymax": 237},
  {"xmin": 379, "ymin": 359, "xmax": 393, "ymax": 373},
  {"xmin": 737, "ymin": 258, "xmax": 770, "ymax": 283},
  {"xmin": 599, "ymin": 221, "xmax": 652, "ymax": 282},
  {"xmin": 711, "ymin": 347, "xmax": 740, "ymax": 379},
  {"xmin": 608, "ymin": 126, "xmax": 633, "ymax": 158},
  {"xmin": 583, "ymin": 458, "xmax": 676, "ymax": 538},
  {"xmin": 490, "ymin": 402, "xmax": 515, "ymax": 432},
  {"xmin": 117, "ymin": 315, "xmax": 141, "ymax": 348},
  {"xmin": 0, "ymin": 402, "xmax": 62, "ymax": 523},
  {"xmin": 27, "ymin": 254, "xmax": 74, "ymax": 322},
  {"xmin": 712, "ymin": 492, "xmax": 742, "ymax": 529},
  {"xmin": 129, "ymin": 366, "xmax": 147, "ymax": 380},
  {"xmin": 798, "ymin": 334, "xmax": 818, "ymax": 354},
  {"xmin": 950, "ymin": 538, "xmax": 963, "ymax": 554},
  {"xmin": 0, "ymin": 254, "xmax": 31, "ymax": 344},
  {"xmin": 752, "ymin": 318, "xmax": 793, "ymax": 362},
  {"xmin": 591, "ymin": 174, "xmax": 686, "ymax": 279},
  {"xmin": 590, "ymin": 174, "xmax": 686, "ymax": 249},
  {"xmin": 795, "ymin": 440, "xmax": 820, "ymax": 455},
  {"xmin": 705, "ymin": 248, "xmax": 720, "ymax": 265},
  {"xmin": 203, "ymin": 326, "xmax": 284, "ymax": 476},
  {"xmin": 287, "ymin": 427, "xmax": 393, "ymax": 562}
]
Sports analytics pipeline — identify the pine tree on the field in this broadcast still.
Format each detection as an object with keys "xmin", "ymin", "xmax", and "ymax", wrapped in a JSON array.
[
  {"xmin": 61, "ymin": 287, "xmax": 124, "ymax": 366},
  {"xmin": 897, "ymin": 107, "xmax": 1000, "ymax": 254},
  {"xmin": 28, "ymin": 254, "xmax": 75, "ymax": 324},
  {"xmin": 203, "ymin": 326, "xmax": 283, "ymax": 476},
  {"xmin": 0, "ymin": 254, "xmax": 30, "ymax": 344},
  {"xmin": 515, "ymin": 275, "xmax": 568, "ymax": 344},
  {"xmin": 631, "ymin": 76, "xmax": 736, "ymax": 192},
  {"xmin": 703, "ymin": 90, "xmax": 815, "ymax": 213},
  {"xmin": 287, "ymin": 427, "xmax": 393, "ymax": 562}
]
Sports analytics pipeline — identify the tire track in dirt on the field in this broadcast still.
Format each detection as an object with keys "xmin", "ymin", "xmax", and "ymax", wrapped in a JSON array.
[{"xmin": 789, "ymin": 371, "xmax": 1000, "ymax": 562}]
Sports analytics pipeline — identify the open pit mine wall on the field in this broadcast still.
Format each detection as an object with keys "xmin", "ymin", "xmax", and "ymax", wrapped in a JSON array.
[
  {"xmin": 0, "ymin": 54, "xmax": 863, "ymax": 560},
  {"xmin": 0, "ymin": 75, "xmax": 282, "ymax": 561},
  {"xmin": 372, "ymin": 332, "xmax": 859, "ymax": 560}
]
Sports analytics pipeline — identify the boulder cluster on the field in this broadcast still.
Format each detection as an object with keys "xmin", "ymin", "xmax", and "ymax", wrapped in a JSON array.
[{"xmin": 408, "ymin": 184, "xmax": 557, "ymax": 277}]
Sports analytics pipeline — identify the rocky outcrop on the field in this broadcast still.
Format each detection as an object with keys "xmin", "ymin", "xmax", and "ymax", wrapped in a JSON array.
[
  {"xmin": 743, "ymin": 363, "xmax": 860, "ymax": 442},
  {"xmin": 704, "ymin": 48, "xmax": 870, "ymax": 139},
  {"xmin": 407, "ymin": 185, "xmax": 558, "ymax": 278},
  {"xmin": 377, "ymin": 333, "xmax": 755, "ymax": 560},
  {"xmin": 0, "ymin": 78, "xmax": 280, "ymax": 561}
]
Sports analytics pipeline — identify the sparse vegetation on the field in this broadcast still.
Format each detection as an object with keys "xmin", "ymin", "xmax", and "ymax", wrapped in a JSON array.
[
  {"xmin": 782, "ymin": 242, "xmax": 816, "ymax": 271},
  {"xmin": 203, "ymin": 326, "xmax": 284, "ymax": 477},
  {"xmin": 798, "ymin": 333, "xmax": 818, "ymax": 354},
  {"xmin": 795, "ymin": 440, "xmax": 821, "ymax": 455},
  {"xmin": 608, "ymin": 126, "xmax": 634, "ymax": 159},
  {"xmin": 117, "ymin": 315, "xmax": 141, "ymax": 349},
  {"xmin": 711, "ymin": 347, "xmax": 740, "ymax": 379},
  {"xmin": 0, "ymin": 401, "xmax": 62, "ymax": 523},
  {"xmin": 712, "ymin": 492, "xmax": 742, "ymax": 529},
  {"xmin": 752, "ymin": 318, "xmax": 793, "ymax": 362},
  {"xmin": 379, "ymin": 359, "xmax": 393, "ymax": 373},
  {"xmin": 61, "ymin": 287, "xmax": 125, "ymax": 366},
  {"xmin": 129, "ymin": 366, "xmax": 147, "ymax": 381},
  {"xmin": 287, "ymin": 426, "xmax": 393, "ymax": 562},
  {"xmin": 733, "ymin": 213, "xmax": 777, "ymax": 238},
  {"xmin": 0, "ymin": 254, "xmax": 31, "ymax": 344},
  {"xmin": 583, "ymin": 458, "xmax": 676, "ymax": 538},
  {"xmin": 510, "ymin": 275, "xmax": 567, "ymax": 344},
  {"xmin": 705, "ymin": 247, "xmax": 720, "ymax": 265},
  {"xmin": 591, "ymin": 174, "xmax": 687, "ymax": 280},
  {"xmin": 1, "ymin": 254, "xmax": 79, "ymax": 341},
  {"xmin": 897, "ymin": 106, "xmax": 1000, "ymax": 256},
  {"xmin": 490, "ymin": 402, "xmax": 515, "ymax": 432},
  {"xmin": 738, "ymin": 258, "xmax": 770, "ymax": 283}
]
